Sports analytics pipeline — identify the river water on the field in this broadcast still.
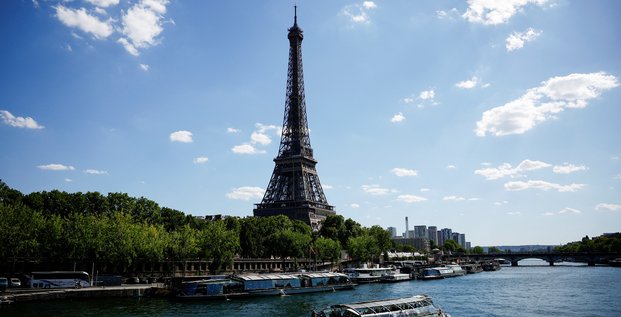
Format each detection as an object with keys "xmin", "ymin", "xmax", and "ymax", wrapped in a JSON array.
[{"xmin": 4, "ymin": 260, "xmax": 621, "ymax": 316}]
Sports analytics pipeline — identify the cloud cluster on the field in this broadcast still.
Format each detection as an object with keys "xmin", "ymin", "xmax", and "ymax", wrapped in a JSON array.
[
  {"xmin": 362, "ymin": 184, "xmax": 393, "ymax": 196},
  {"xmin": 54, "ymin": 0, "xmax": 170, "ymax": 56},
  {"xmin": 402, "ymin": 89, "xmax": 438, "ymax": 109},
  {"xmin": 1, "ymin": 110, "xmax": 44, "ymax": 129},
  {"xmin": 504, "ymin": 180, "xmax": 584, "ymax": 192},
  {"xmin": 396, "ymin": 194, "xmax": 427, "ymax": 203},
  {"xmin": 506, "ymin": 28, "xmax": 542, "ymax": 52},
  {"xmin": 476, "ymin": 72, "xmax": 618, "ymax": 137},
  {"xmin": 463, "ymin": 0, "xmax": 548, "ymax": 25},
  {"xmin": 84, "ymin": 169, "xmax": 108, "ymax": 174},
  {"xmin": 553, "ymin": 163, "xmax": 588, "ymax": 174},
  {"xmin": 226, "ymin": 186, "xmax": 265, "ymax": 201},
  {"xmin": 390, "ymin": 112, "xmax": 405, "ymax": 123},
  {"xmin": 595, "ymin": 203, "xmax": 621, "ymax": 212},
  {"xmin": 193, "ymin": 156, "xmax": 209, "ymax": 164},
  {"xmin": 443, "ymin": 196, "xmax": 479, "ymax": 201},
  {"xmin": 475, "ymin": 159, "xmax": 551, "ymax": 180},
  {"xmin": 169, "ymin": 130, "xmax": 193, "ymax": 143},
  {"xmin": 231, "ymin": 123, "xmax": 280, "ymax": 155},
  {"xmin": 390, "ymin": 167, "xmax": 418, "ymax": 177},
  {"xmin": 38, "ymin": 164, "xmax": 75, "ymax": 171},
  {"xmin": 341, "ymin": 1, "xmax": 377, "ymax": 25}
]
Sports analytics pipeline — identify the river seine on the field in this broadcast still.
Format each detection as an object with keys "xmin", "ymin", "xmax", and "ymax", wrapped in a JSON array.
[{"xmin": 4, "ymin": 260, "xmax": 621, "ymax": 316}]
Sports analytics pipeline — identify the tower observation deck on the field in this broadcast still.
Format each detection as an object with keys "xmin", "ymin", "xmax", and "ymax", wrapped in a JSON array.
[{"xmin": 253, "ymin": 8, "xmax": 336, "ymax": 231}]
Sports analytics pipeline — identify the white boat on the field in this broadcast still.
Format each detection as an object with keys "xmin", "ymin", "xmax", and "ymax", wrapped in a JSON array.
[
  {"xmin": 344, "ymin": 267, "xmax": 393, "ymax": 283},
  {"xmin": 429, "ymin": 265, "xmax": 465, "ymax": 278},
  {"xmin": 380, "ymin": 271, "xmax": 411, "ymax": 283},
  {"xmin": 313, "ymin": 294, "xmax": 451, "ymax": 317},
  {"xmin": 444, "ymin": 264, "xmax": 466, "ymax": 277}
]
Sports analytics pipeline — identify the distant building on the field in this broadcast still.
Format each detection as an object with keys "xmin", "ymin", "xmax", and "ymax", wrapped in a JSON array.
[
  {"xmin": 427, "ymin": 226, "xmax": 438, "ymax": 245},
  {"xmin": 405, "ymin": 216, "xmax": 409, "ymax": 238},
  {"xmin": 459, "ymin": 233, "xmax": 466, "ymax": 248},
  {"xmin": 437, "ymin": 230, "xmax": 443, "ymax": 247},
  {"xmin": 465, "ymin": 242, "xmax": 471, "ymax": 249},
  {"xmin": 393, "ymin": 237, "xmax": 430, "ymax": 252},
  {"xmin": 407, "ymin": 230, "xmax": 415, "ymax": 239},
  {"xmin": 441, "ymin": 228, "xmax": 452, "ymax": 246},
  {"xmin": 414, "ymin": 225, "xmax": 427, "ymax": 238},
  {"xmin": 387, "ymin": 226, "xmax": 397, "ymax": 238}
]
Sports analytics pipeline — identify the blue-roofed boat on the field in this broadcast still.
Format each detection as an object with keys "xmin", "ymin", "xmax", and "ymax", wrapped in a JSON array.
[{"xmin": 176, "ymin": 272, "xmax": 355, "ymax": 300}]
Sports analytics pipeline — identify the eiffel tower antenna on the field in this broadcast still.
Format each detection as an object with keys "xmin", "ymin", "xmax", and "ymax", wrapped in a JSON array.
[{"xmin": 253, "ymin": 7, "xmax": 336, "ymax": 231}]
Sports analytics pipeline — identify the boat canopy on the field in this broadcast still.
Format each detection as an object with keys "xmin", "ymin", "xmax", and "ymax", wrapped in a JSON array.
[{"xmin": 331, "ymin": 295, "xmax": 437, "ymax": 316}]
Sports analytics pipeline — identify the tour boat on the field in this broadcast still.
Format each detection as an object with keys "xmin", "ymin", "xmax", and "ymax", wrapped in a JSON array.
[
  {"xmin": 176, "ymin": 272, "xmax": 355, "ymax": 300},
  {"xmin": 312, "ymin": 294, "xmax": 451, "ymax": 317},
  {"xmin": 443, "ymin": 264, "xmax": 466, "ymax": 277}
]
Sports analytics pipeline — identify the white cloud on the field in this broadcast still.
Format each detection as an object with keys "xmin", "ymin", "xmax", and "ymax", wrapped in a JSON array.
[
  {"xmin": 455, "ymin": 76, "xmax": 479, "ymax": 89},
  {"xmin": 250, "ymin": 132, "xmax": 272, "ymax": 145},
  {"xmin": 38, "ymin": 164, "xmax": 75, "ymax": 171},
  {"xmin": 463, "ymin": 0, "xmax": 548, "ymax": 25},
  {"xmin": 169, "ymin": 130, "xmax": 193, "ymax": 143},
  {"xmin": 323, "ymin": 184, "xmax": 333, "ymax": 190},
  {"xmin": 542, "ymin": 212, "xmax": 555, "ymax": 216},
  {"xmin": 420, "ymin": 188, "xmax": 430, "ymax": 192},
  {"xmin": 86, "ymin": 0, "xmax": 120, "ymax": 8},
  {"xmin": 391, "ymin": 112, "xmax": 405, "ymax": 123},
  {"xmin": 64, "ymin": 178, "xmax": 72, "ymax": 182},
  {"xmin": 232, "ymin": 144, "xmax": 265, "ymax": 155},
  {"xmin": 419, "ymin": 90, "xmax": 435, "ymax": 100},
  {"xmin": 506, "ymin": 211, "xmax": 522, "ymax": 216},
  {"xmin": 595, "ymin": 203, "xmax": 621, "ymax": 212},
  {"xmin": 350, "ymin": 203, "xmax": 360, "ymax": 208},
  {"xmin": 494, "ymin": 200, "xmax": 509, "ymax": 206},
  {"xmin": 84, "ymin": 169, "xmax": 108, "ymax": 175},
  {"xmin": 227, "ymin": 127, "xmax": 240, "ymax": 133},
  {"xmin": 390, "ymin": 167, "xmax": 418, "ymax": 177},
  {"xmin": 504, "ymin": 180, "xmax": 585, "ymax": 192},
  {"xmin": 1, "ymin": 110, "xmax": 44, "ymax": 129},
  {"xmin": 341, "ymin": 1, "xmax": 377, "ymax": 25},
  {"xmin": 475, "ymin": 159, "xmax": 551, "ymax": 180},
  {"xmin": 558, "ymin": 207, "xmax": 581, "ymax": 214},
  {"xmin": 118, "ymin": 0, "xmax": 169, "ymax": 56},
  {"xmin": 553, "ymin": 163, "xmax": 588, "ymax": 174},
  {"xmin": 193, "ymin": 156, "xmax": 209, "ymax": 164},
  {"xmin": 437, "ymin": 8, "xmax": 460, "ymax": 20},
  {"xmin": 226, "ymin": 186, "xmax": 264, "ymax": 201},
  {"xmin": 614, "ymin": 174, "xmax": 621, "ymax": 180},
  {"xmin": 506, "ymin": 28, "xmax": 543, "ymax": 52},
  {"xmin": 397, "ymin": 194, "xmax": 427, "ymax": 203},
  {"xmin": 402, "ymin": 97, "xmax": 415, "ymax": 104},
  {"xmin": 139, "ymin": 63, "xmax": 150, "ymax": 71},
  {"xmin": 446, "ymin": 165, "xmax": 456, "ymax": 170},
  {"xmin": 476, "ymin": 72, "xmax": 618, "ymax": 137},
  {"xmin": 443, "ymin": 195, "xmax": 466, "ymax": 201},
  {"xmin": 362, "ymin": 184, "xmax": 391, "ymax": 196},
  {"xmin": 55, "ymin": 5, "xmax": 113, "ymax": 39}
]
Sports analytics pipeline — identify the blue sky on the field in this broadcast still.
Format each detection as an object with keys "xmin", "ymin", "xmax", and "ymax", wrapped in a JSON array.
[{"xmin": 1, "ymin": 0, "xmax": 620, "ymax": 246}]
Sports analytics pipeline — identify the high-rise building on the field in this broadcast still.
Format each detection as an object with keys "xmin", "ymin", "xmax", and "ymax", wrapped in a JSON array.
[
  {"xmin": 405, "ymin": 217, "xmax": 409, "ymax": 238},
  {"xmin": 253, "ymin": 8, "xmax": 335, "ymax": 231},
  {"xmin": 437, "ymin": 230, "xmax": 443, "ymax": 247},
  {"xmin": 387, "ymin": 226, "xmax": 397, "ymax": 238},
  {"xmin": 441, "ymin": 228, "xmax": 453, "ymax": 246},
  {"xmin": 427, "ymin": 226, "xmax": 438, "ymax": 245},
  {"xmin": 414, "ymin": 225, "xmax": 427, "ymax": 238},
  {"xmin": 458, "ymin": 233, "xmax": 466, "ymax": 248}
]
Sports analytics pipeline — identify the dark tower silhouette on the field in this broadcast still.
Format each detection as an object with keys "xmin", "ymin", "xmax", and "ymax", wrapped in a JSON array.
[{"xmin": 253, "ymin": 7, "xmax": 335, "ymax": 230}]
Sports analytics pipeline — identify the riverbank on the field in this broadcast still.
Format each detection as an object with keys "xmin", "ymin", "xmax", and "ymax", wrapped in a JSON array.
[{"xmin": 1, "ymin": 284, "xmax": 171, "ymax": 303}]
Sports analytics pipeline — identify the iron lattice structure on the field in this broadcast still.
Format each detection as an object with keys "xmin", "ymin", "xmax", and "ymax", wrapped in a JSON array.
[{"xmin": 253, "ymin": 10, "xmax": 335, "ymax": 230}]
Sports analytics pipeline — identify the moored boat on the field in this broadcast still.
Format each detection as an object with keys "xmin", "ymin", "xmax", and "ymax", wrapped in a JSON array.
[
  {"xmin": 482, "ymin": 261, "xmax": 501, "ymax": 271},
  {"xmin": 462, "ymin": 263, "xmax": 483, "ymax": 274},
  {"xmin": 176, "ymin": 272, "xmax": 354, "ymax": 300},
  {"xmin": 380, "ymin": 271, "xmax": 411, "ymax": 283},
  {"xmin": 421, "ymin": 268, "xmax": 444, "ymax": 280},
  {"xmin": 344, "ymin": 267, "xmax": 393, "ymax": 283},
  {"xmin": 312, "ymin": 294, "xmax": 451, "ymax": 317}
]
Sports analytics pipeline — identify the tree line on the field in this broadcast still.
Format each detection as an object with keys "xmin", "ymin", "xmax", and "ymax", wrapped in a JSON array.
[
  {"xmin": 0, "ymin": 181, "xmax": 394, "ymax": 274},
  {"xmin": 555, "ymin": 234, "xmax": 621, "ymax": 253}
]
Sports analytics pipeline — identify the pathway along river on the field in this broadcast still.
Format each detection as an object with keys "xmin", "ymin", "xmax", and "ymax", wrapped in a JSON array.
[{"xmin": 3, "ymin": 260, "xmax": 621, "ymax": 316}]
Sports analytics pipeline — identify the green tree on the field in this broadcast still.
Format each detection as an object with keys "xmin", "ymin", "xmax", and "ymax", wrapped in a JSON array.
[
  {"xmin": 488, "ymin": 246, "xmax": 503, "ymax": 254},
  {"xmin": 201, "ymin": 221, "xmax": 240, "ymax": 274},
  {"xmin": 443, "ymin": 239, "xmax": 460, "ymax": 252},
  {"xmin": 472, "ymin": 246, "xmax": 485, "ymax": 254},
  {"xmin": 348, "ymin": 235, "xmax": 380, "ymax": 262},
  {"xmin": 314, "ymin": 237, "xmax": 341, "ymax": 264}
]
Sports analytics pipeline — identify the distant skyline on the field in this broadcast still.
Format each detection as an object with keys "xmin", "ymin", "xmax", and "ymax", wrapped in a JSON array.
[{"xmin": 1, "ymin": 1, "xmax": 620, "ymax": 246}]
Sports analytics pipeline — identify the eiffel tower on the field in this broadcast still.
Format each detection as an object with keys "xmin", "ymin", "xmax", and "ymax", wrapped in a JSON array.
[{"xmin": 253, "ymin": 8, "xmax": 335, "ymax": 231}]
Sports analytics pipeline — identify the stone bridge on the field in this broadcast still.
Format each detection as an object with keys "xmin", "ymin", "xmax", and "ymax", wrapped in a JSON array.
[{"xmin": 445, "ymin": 252, "xmax": 621, "ymax": 267}]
